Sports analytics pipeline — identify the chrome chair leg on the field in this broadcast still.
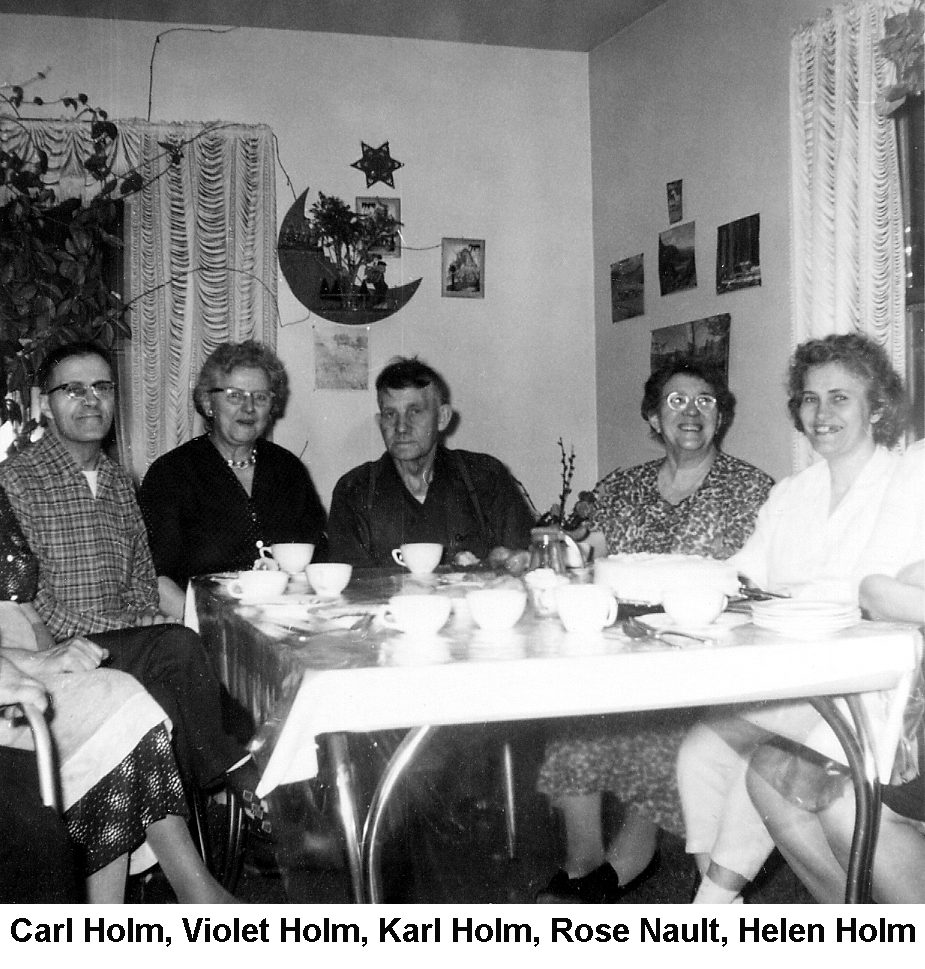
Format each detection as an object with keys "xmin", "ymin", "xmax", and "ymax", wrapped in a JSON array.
[
  {"xmin": 19, "ymin": 703, "xmax": 57, "ymax": 810},
  {"xmin": 187, "ymin": 787, "xmax": 211, "ymax": 868},
  {"xmin": 501, "ymin": 739, "xmax": 517, "ymax": 860},
  {"xmin": 222, "ymin": 790, "xmax": 247, "ymax": 892}
]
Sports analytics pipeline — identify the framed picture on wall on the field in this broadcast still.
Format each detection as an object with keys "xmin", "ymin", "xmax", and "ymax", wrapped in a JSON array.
[
  {"xmin": 356, "ymin": 196, "xmax": 402, "ymax": 258},
  {"xmin": 658, "ymin": 221, "xmax": 697, "ymax": 296},
  {"xmin": 667, "ymin": 179, "xmax": 683, "ymax": 224},
  {"xmin": 716, "ymin": 213, "xmax": 761, "ymax": 293},
  {"xmin": 610, "ymin": 253, "xmax": 644, "ymax": 322},
  {"xmin": 650, "ymin": 313, "xmax": 730, "ymax": 381},
  {"xmin": 442, "ymin": 238, "xmax": 485, "ymax": 298}
]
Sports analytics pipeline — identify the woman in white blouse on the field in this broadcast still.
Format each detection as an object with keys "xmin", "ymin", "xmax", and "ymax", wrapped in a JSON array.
[{"xmin": 677, "ymin": 332, "xmax": 908, "ymax": 904}]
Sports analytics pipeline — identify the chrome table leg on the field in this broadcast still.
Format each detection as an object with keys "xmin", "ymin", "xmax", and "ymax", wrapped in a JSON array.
[
  {"xmin": 363, "ymin": 725, "xmax": 435, "ymax": 903},
  {"xmin": 327, "ymin": 733, "xmax": 366, "ymax": 903},
  {"xmin": 809, "ymin": 696, "xmax": 880, "ymax": 903}
]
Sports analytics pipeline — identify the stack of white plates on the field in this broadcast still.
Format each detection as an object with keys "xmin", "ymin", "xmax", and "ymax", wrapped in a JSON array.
[{"xmin": 750, "ymin": 599, "xmax": 861, "ymax": 637}]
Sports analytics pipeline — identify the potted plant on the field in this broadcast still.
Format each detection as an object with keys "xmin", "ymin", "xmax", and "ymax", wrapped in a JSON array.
[
  {"xmin": 0, "ymin": 79, "xmax": 179, "ymax": 450},
  {"xmin": 877, "ymin": 1, "xmax": 925, "ymax": 115}
]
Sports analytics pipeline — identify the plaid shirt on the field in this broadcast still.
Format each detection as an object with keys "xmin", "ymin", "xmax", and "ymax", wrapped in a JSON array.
[{"xmin": 0, "ymin": 431, "xmax": 158, "ymax": 639}]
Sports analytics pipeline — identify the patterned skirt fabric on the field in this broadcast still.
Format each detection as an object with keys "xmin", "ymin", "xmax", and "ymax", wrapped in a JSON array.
[
  {"xmin": 63, "ymin": 724, "xmax": 186, "ymax": 876},
  {"xmin": 536, "ymin": 710, "xmax": 698, "ymax": 837}
]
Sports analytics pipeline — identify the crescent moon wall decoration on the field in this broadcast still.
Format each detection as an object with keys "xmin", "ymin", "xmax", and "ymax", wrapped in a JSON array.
[{"xmin": 278, "ymin": 189, "xmax": 421, "ymax": 325}]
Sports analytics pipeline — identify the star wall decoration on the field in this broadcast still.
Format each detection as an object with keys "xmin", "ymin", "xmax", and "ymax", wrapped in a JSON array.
[{"xmin": 350, "ymin": 141, "xmax": 403, "ymax": 189}]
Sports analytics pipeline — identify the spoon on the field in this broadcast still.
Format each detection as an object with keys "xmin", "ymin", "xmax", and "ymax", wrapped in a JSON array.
[
  {"xmin": 621, "ymin": 615, "xmax": 716, "ymax": 647},
  {"xmin": 737, "ymin": 576, "xmax": 790, "ymax": 600}
]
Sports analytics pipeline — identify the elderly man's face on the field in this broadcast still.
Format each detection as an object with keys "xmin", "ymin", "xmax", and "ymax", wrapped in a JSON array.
[{"xmin": 377, "ymin": 384, "xmax": 452, "ymax": 465}]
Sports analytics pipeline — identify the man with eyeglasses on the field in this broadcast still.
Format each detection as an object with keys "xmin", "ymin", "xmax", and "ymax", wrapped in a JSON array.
[
  {"xmin": 0, "ymin": 342, "xmax": 257, "ymax": 807},
  {"xmin": 328, "ymin": 356, "xmax": 535, "ymax": 568}
]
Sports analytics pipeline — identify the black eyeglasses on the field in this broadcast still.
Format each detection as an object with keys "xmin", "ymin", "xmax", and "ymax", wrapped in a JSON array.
[
  {"xmin": 46, "ymin": 380, "xmax": 116, "ymax": 402},
  {"xmin": 208, "ymin": 387, "xmax": 275, "ymax": 408}
]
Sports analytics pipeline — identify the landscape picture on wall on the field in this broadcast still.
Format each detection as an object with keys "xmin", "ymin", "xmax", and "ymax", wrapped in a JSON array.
[
  {"xmin": 717, "ymin": 213, "xmax": 761, "ymax": 293},
  {"xmin": 314, "ymin": 329, "xmax": 369, "ymax": 390},
  {"xmin": 667, "ymin": 179, "xmax": 683, "ymax": 224},
  {"xmin": 658, "ymin": 221, "xmax": 697, "ymax": 296},
  {"xmin": 442, "ymin": 238, "xmax": 485, "ymax": 298},
  {"xmin": 650, "ymin": 313, "xmax": 730, "ymax": 381},
  {"xmin": 610, "ymin": 253, "xmax": 644, "ymax": 322}
]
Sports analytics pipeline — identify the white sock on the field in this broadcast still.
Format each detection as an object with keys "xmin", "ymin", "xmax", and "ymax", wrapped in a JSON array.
[{"xmin": 693, "ymin": 874, "xmax": 743, "ymax": 904}]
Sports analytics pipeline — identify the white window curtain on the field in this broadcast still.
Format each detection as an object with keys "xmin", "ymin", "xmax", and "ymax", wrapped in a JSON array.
[
  {"xmin": 0, "ymin": 118, "xmax": 277, "ymax": 481},
  {"xmin": 117, "ymin": 122, "xmax": 277, "ymax": 481},
  {"xmin": 791, "ymin": 1, "xmax": 911, "ymax": 469}
]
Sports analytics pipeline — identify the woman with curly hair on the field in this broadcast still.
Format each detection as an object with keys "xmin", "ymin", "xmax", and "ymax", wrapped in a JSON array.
[
  {"xmin": 140, "ymin": 340, "xmax": 327, "ymax": 620},
  {"xmin": 677, "ymin": 331, "xmax": 909, "ymax": 904},
  {"xmin": 536, "ymin": 356, "xmax": 774, "ymax": 903}
]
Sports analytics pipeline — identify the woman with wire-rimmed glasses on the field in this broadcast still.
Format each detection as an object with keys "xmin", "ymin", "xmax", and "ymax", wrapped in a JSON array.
[
  {"xmin": 536, "ymin": 357, "xmax": 773, "ymax": 903},
  {"xmin": 139, "ymin": 340, "xmax": 326, "ymax": 622}
]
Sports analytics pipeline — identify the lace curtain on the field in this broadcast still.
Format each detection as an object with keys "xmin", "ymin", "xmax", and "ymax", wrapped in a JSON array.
[
  {"xmin": 0, "ymin": 118, "xmax": 277, "ymax": 481},
  {"xmin": 791, "ymin": 1, "xmax": 909, "ymax": 468}
]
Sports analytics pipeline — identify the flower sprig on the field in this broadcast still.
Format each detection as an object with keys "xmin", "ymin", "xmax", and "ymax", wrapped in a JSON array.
[{"xmin": 533, "ymin": 439, "xmax": 597, "ymax": 531}]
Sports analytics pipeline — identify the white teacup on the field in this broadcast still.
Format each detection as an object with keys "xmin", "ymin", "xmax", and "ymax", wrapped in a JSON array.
[
  {"xmin": 392, "ymin": 543, "xmax": 443, "ymax": 574},
  {"xmin": 271, "ymin": 543, "xmax": 315, "ymax": 574},
  {"xmin": 306, "ymin": 563, "xmax": 352, "ymax": 597},
  {"xmin": 661, "ymin": 587, "xmax": 728, "ymax": 627},
  {"xmin": 555, "ymin": 584, "xmax": 618, "ymax": 633},
  {"xmin": 466, "ymin": 588, "xmax": 528, "ymax": 631},
  {"xmin": 381, "ymin": 594, "xmax": 452, "ymax": 636},
  {"xmin": 228, "ymin": 569, "xmax": 290, "ymax": 600}
]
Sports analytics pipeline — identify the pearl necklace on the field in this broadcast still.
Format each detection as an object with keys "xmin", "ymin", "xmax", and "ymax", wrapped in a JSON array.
[{"xmin": 226, "ymin": 452, "xmax": 256, "ymax": 470}]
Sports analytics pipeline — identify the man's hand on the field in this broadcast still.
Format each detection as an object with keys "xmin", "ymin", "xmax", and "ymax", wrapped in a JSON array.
[
  {"xmin": 487, "ymin": 546, "xmax": 530, "ymax": 577},
  {"xmin": 136, "ymin": 607, "xmax": 171, "ymax": 627},
  {"xmin": 0, "ymin": 655, "xmax": 48, "ymax": 716},
  {"xmin": 30, "ymin": 638, "xmax": 108, "ymax": 675}
]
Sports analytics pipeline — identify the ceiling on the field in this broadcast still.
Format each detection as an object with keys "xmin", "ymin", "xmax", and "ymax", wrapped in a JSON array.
[{"xmin": 0, "ymin": 0, "xmax": 671, "ymax": 53}]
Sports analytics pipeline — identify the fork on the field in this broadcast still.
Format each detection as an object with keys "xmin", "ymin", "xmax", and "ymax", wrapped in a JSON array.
[{"xmin": 621, "ymin": 615, "xmax": 716, "ymax": 647}]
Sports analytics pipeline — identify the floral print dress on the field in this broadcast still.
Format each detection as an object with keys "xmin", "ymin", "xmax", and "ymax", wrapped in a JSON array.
[{"xmin": 537, "ymin": 451, "xmax": 773, "ymax": 835}]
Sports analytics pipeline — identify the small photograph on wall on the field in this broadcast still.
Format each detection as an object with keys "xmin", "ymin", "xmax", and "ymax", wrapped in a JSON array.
[
  {"xmin": 610, "ymin": 253, "xmax": 644, "ymax": 322},
  {"xmin": 314, "ymin": 329, "xmax": 369, "ymax": 390},
  {"xmin": 442, "ymin": 238, "xmax": 485, "ymax": 298},
  {"xmin": 356, "ymin": 196, "xmax": 402, "ymax": 258},
  {"xmin": 716, "ymin": 213, "xmax": 761, "ymax": 293},
  {"xmin": 658, "ymin": 221, "xmax": 697, "ymax": 296},
  {"xmin": 650, "ymin": 313, "xmax": 730, "ymax": 382},
  {"xmin": 667, "ymin": 179, "xmax": 683, "ymax": 224}
]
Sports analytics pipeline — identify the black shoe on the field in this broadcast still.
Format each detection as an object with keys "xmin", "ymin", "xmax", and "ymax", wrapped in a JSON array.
[
  {"xmin": 536, "ymin": 862, "xmax": 625, "ymax": 904},
  {"xmin": 225, "ymin": 759, "xmax": 272, "ymax": 835}
]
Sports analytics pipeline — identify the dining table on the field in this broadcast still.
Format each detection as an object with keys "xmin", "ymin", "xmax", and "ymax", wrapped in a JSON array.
[{"xmin": 191, "ymin": 568, "xmax": 923, "ymax": 904}]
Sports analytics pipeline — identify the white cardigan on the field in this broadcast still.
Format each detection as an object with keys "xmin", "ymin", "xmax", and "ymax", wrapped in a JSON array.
[{"xmin": 729, "ymin": 445, "xmax": 902, "ymax": 603}]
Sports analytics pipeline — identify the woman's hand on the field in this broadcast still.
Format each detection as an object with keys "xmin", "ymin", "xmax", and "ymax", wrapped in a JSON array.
[
  {"xmin": 0, "ymin": 655, "xmax": 48, "ymax": 715},
  {"xmin": 896, "ymin": 560, "xmax": 924, "ymax": 589},
  {"xmin": 859, "ymin": 563, "xmax": 925, "ymax": 623}
]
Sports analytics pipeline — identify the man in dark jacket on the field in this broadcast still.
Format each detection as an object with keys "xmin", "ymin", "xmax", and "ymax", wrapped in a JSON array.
[{"xmin": 328, "ymin": 357, "xmax": 534, "ymax": 568}]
